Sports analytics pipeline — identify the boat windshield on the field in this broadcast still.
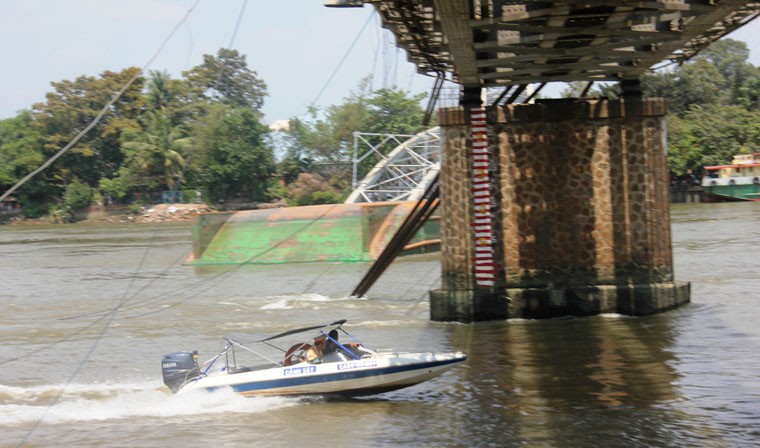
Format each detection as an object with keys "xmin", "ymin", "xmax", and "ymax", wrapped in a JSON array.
[{"xmin": 200, "ymin": 320, "xmax": 376, "ymax": 373}]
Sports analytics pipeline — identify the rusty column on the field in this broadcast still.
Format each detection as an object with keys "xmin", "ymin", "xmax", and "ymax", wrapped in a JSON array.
[{"xmin": 430, "ymin": 97, "xmax": 690, "ymax": 322}]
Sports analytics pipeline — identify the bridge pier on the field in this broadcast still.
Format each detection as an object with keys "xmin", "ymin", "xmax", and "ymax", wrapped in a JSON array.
[{"xmin": 430, "ymin": 97, "xmax": 690, "ymax": 322}]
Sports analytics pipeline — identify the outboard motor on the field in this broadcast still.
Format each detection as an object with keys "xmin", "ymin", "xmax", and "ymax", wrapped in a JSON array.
[{"xmin": 162, "ymin": 351, "xmax": 200, "ymax": 393}]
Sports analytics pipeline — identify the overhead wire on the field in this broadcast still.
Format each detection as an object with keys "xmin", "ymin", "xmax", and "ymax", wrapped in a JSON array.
[
  {"xmin": 119, "ymin": 203, "xmax": 342, "ymax": 320},
  {"xmin": 6, "ymin": 13, "xmax": 444, "ymax": 448},
  {"xmin": 14, "ymin": 2, "xmax": 204, "ymax": 445},
  {"xmin": 4, "ymin": 0, "xmax": 260, "ymax": 374},
  {"xmin": 228, "ymin": 0, "xmax": 249, "ymax": 49},
  {"xmin": 0, "ymin": 0, "xmax": 202, "ymax": 205},
  {"xmin": 7, "ymin": 0, "xmax": 440, "ymax": 377},
  {"xmin": 46, "ymin": 202, "xmax": 343, "ymax": 324},
  {"xmin": 55, "ymin": 0, "xmax": 251, "ymax": 325},
  {"xmin": 309, "ymin": 9, "xmax": 375, "ymax": 109}
]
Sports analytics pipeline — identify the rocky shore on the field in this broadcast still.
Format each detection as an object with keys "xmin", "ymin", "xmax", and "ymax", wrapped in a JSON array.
[
  {"xmin": 2, "ymin": 200, "xmax": 287, "ymax": 225},
  {"xmin": 1, "ymin": 203, "xmax": 212, "ymax": 225},
  {"xmin": 103, "ymin": 203, "xmax": 213, "ymax": 224}
]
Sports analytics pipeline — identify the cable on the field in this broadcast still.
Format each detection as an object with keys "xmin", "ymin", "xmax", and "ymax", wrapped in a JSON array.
[
  {"xmin": 1, "ymin": 1, "xmax": 202, "ymax": 205},
  {"xmin": 57, "ymin": 202, "xmax": 343, "ymax": 323},
  {"xmin": 309, "ymin": 9, "xmax": 375, "ymax": 109},
  {"xmin": 120, "ymin": 203, "xmax": 342, "ymax": 319},
  {"xmin": 16, "ymin": 215, "xmax": 160, "ymax": 446},
  {"xmin": 184, "ymin": 27, "xmax": 194, "ymax": 70},
  {"xmin": 227, "ymin": 0, "xmax": 249, "ymax": 49},
  {"xmin": 15, "ymin": 2, "xmax": 203, "ymax": 445},
  {"xmin": 0, "ymin": 314, "xmax": 109, "ymax": 366},
  {"xmin": 60, "ymin": 0, "xmax": 253, "ymax": 324}
]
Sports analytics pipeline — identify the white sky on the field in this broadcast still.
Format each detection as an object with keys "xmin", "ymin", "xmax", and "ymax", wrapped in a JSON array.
[{"xmin": 1, "ymin": 1, "xmax": 759, "ymax": 125}]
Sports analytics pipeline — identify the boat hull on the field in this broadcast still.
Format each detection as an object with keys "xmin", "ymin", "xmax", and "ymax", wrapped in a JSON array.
[
  {"xmin": 178, "ymin": 352, "xmax": 466, "ymax": 397},
  {"xmin": 702, "ymin": 176, "xmax": 760, "ymax": 201}
]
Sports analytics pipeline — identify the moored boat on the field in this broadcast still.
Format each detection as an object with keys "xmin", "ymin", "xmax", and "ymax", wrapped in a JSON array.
[
  {"xmin": 701, "ymin": 153, "xmax": 760, "ymax": 202},
  {"xmin": 161, "ymin": 319, "xmax": 467, "ymax": 397}
]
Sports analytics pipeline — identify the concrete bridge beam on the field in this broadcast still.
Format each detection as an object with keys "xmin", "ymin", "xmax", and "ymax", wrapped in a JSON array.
[{"xmin": 430, "ymin": 97, "xmax": 690, "ymax": 322}]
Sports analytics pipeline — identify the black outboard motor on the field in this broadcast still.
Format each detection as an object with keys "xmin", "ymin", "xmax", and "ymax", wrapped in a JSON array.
[{"xmin": 162, "ymin": 351, "xmax": 201, "ymax": 393}]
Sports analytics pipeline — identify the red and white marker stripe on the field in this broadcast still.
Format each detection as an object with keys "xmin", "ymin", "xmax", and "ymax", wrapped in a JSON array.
[{"xmin": 470, "ymin": 107, "xmax": 496, "ymax": 287}]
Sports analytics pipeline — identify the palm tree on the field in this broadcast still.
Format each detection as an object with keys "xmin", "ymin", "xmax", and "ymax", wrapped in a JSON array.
[
  {"xmin": 122, "ymin": 110, "xmax": 192, "ymax": 190},
  {"xmin": 146, "ymin": 70, "xmax": 175, "ymax": 111}
]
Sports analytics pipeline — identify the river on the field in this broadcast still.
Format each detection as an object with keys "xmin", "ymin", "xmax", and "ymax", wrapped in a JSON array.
[{"xmin": 1, "ymin": 202, "xmax": 759, "ymax": 447}]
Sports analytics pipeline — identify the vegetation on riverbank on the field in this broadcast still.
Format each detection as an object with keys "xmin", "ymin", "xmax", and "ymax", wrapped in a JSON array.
[
  {"xmin": 0, "ymin": 48, "xmax": 428, "ymax": 223},
  {"xmin": 2, "ymin": 40, "xmax": 760, "ymax": 224}
]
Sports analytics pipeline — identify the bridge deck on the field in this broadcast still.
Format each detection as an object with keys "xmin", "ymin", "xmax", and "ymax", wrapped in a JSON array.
[{"xmin": 371, "ymin": 0, "xmax": 760, "ymax": 86}]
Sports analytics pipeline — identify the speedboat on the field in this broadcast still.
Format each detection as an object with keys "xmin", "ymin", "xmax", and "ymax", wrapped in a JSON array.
[{"xmin": 161, "ymin": 319, "xmax": 467, "ymax": 397}]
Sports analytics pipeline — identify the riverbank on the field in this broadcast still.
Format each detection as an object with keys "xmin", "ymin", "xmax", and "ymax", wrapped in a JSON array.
[
  {"xmin": 82, "ymin": 203, "xmax": 213, "ymax": 224},
  {"xmin": 1, "ymin": 200, "xmax": 288, "ymax": 225},
  {"xmin": 1, "ymin": 203, "xmax": 212, "ymax": 225}
]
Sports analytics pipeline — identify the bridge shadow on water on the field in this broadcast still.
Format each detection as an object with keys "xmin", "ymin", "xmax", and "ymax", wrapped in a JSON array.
[{"xmin": 441, "ymin": 312, "xmax": 723, "ymax": 447}]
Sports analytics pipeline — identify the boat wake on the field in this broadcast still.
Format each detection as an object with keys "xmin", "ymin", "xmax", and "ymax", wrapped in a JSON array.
[{"xmin": 0, "ymin": 381, "xmax": 296, "ymax": 425}]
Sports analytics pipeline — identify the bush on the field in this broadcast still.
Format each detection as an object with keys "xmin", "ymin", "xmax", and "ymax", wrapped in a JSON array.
[
  {"xmin": 49, "ymin": 205, "xmax": 74, "ymax": 223},
  {"xmin": 99, "ymin": 174, "xmax": 131, "ymax": 201},
  {"xmin": 21, "ymin": 202, "xmax": 49, "ymax": 219},
  {"xmin": 63, "ymin": 178, "xmax": 93, "ymax": 209},
  {"xmin": 310, "ymin": 190, "xmax": 344, "ymax": 204},
  {"xmin": 287, "ymin": 173, "xmax": 345, "ymax": 206}
]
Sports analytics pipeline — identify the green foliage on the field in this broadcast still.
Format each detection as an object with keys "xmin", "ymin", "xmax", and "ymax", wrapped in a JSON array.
[
  {"xmin": 637, "ymin": 38, "xmax": 760, "ymax": 174},
  {"xmin": 146, "ymin": 70, "xmax": 177, "ymax": 111},
  {"xmin": 32, "ymin": 68, "xmax": 144, "ymax": 189},
  {"xmin": 0, "ymin": 112, "xmax": 53, "ymax": 212},
  {"xmin": 21, "ymin": 201, "xmax": 49, "ymax": 219},
  {"xmin": 49, "ymin": 205, "xmax": 74, "ymax": 224},
  {"xmin": 681, "ymin": 104, "xmax": 760, "ymax": 167},
  {"xmin": 5, "ymin": 38, "xmax": 760, "ymax": 216},
  {"xmin": 98, "ymin": 169, "xmax": 132, "ymax": 200},
  {"xmin": 63, "ymin": 178, "xmax": 93, "ymax": 209},
  {"xmin": 183, "ymin": 48, "xmax": 268, "ymax": 110},
  {"xmin": 0, "ymin": 111, "xmax": 44, "ymax": 186},
  {"xmin": 121, "ymin": 110, "xmax": 191, "ymax": 190},
  {"xmin": 280, "ymin": 80, "xmax": 428, "ymax": 200},
  {"xmin": 284, "ymin": 173, "xmax": 345, "ymax": 206},
  {"xmin": 1, "ymin": 49, "xmax": 276, "ymax": 216},
  {"xmin": 310, "ymin": 190, "xmax": 345, "ymax": 205},
  {"xmin": 193, "ymin": 104, "xmax": 275, "ymax": 203}
]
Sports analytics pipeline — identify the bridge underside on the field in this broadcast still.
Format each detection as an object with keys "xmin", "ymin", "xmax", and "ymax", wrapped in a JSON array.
[{"xmin": 372, "ymin": 0, "xmax": 760, "ymax": 88}]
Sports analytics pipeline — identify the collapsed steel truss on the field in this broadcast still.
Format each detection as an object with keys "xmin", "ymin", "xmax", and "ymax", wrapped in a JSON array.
[{"xmin": 345, "ymin": 127, "xmax": 441, "ymax": 203}]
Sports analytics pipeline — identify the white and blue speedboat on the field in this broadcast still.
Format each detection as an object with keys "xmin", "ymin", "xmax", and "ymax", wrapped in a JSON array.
[{"xmin": 161, "ymin": 319, "xmax": 467, "ymax": 397}]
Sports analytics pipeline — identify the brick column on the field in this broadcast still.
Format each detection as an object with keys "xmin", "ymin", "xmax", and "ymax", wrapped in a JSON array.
[{"xmin": 430, "ymin": 98, "xmax": 690, "ymax": 322}]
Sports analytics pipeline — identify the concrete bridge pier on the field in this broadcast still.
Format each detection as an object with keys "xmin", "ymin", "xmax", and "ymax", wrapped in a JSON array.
[{"xmin": 430, "ymin": 97, "xmax": 690, "ymax": 322}]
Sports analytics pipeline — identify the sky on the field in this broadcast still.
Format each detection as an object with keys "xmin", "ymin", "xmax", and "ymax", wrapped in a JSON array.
[{"xmin": 1, "ymin": 1, "xmax": 760, "ymax": 126}]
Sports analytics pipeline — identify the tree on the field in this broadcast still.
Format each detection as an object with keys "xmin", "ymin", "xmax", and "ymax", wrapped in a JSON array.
[
  {"xmin": 0, "ymin": 111, "xmax": 44, "ymax": 188},
  {"xmin": 193, "ymin": 105, "xmax": 275, "ymax": 202},
  {"xmin": 365, "ymin": 88, "xmax": 427, "ymax": 135},
  {"xmin": 281, "ymin": 81, "xmax": 429, "ymax": 200},
  {"xmin": 663, "ymin": 114, "xmax": 700, "ymax": 175},
  {"xmin": 683, "ymin": 104, "xmax": 760, "ymax": 167},
  {"xmin": 285, "ymin": 173, "xmax": 344, "ymax": 206},
  {"xmin": 63, "ymin": 177, "xmax": 94, "ymax": 209},
  {"xmin": 0, "ymin": 111, "xmax": 49, "ymax": 215},
  {"xmin": 737, "ymin": 71, "xmax": 760, "ymax": 111},
  {"xmin": 698, "ymin": 39, "xmax": 754, "ymax": 106},
  {"xmin": 183, "ymin": 48, "xmax": 268, "ymax": 110},
  {"xmin": 146, "ymin": 70, "xmax": 177, "ymax": 111},
  {"xmin": 665, "ymin": 104, "xmax": 760, "ymax": 174},
  {"xmin": 32, "ymin": 68, "xmax": 145, "ymax": 189},
  {"xmin": 120, "ymin": 110, "xmax": 192, "ymax": 194},
  {"xmin": 642, "ymin": 59, "xmax": 726, "ymax": 116},
  {"xmin": 275, "ymin": 118, "xmax": 315, "ymax": 184}
]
